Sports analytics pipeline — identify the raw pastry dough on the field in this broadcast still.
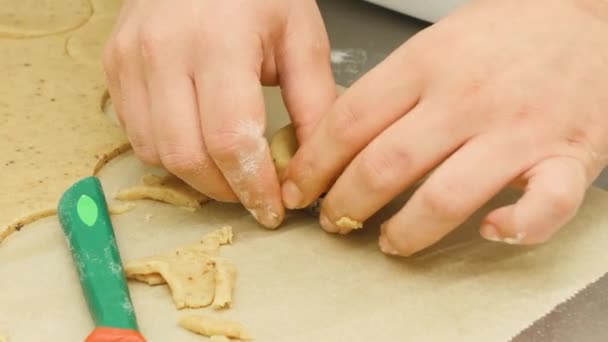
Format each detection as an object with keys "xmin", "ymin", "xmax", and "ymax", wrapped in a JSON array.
[
  {"xmin": 209, "ymin": 336, "xmax": 232, "ymax": 342},
  {"xmin": 0, "ymin": 0, "xmax": 92, "ymax": 38},
  {"xmin": 116, "ymin": 174, "xmax": 211, "ymax": 210},
  {"xmin": 125, "ymin": 226, "xmax": 234, "ymax": 309},
  {"xmin": 0, "ymin": 0, "xmax": 128, "ymax": 244},
  {"xmin": 336, "ymin": 216, "xmax": 363, "ymax": 230},
  {"xmin": 212, "ymin": 258, "xmax": 237, "ymax": 310},
  {"xmin": 108, "ymin": 202, "xmax": 136, "ymax": 215},
  {"xmin": 270, "ymin": 124, "xmax": 298, "ymax": 179},
  {"xmin": 179, "ymin": 315, "xmax": 252, "ymax": 341}
]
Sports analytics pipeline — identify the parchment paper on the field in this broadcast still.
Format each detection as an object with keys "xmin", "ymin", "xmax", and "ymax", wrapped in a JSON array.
[{"xmin": 1, "ymin": 88, "xmax": 608, "ymax": 341}]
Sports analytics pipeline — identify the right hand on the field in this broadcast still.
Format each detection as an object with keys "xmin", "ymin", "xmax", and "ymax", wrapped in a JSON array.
[{"xmin": 103, "ymin": 0, "xmax": 336, "ymax": 228}]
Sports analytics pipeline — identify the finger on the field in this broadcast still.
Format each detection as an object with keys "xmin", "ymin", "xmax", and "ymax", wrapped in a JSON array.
[
  {"xmin": 195, "ymin": 54, "xmax": 284, "ymax": 228},
  {"xmin": 102, "ymin": 47, "xmax": 125, "ymax": 128},
  {"xmin": 319, "ymin": 102, "xmax": 469, "ymax": 234},
  {"xmin": 101, "ymin": 0, "xmax": 139, "ymax": 128},
  {"xmin": 281, "ymin": 43, "xmax": 425, "ymax": 209},
  {"xmin": 278, "ymin": 3, "xmax": 336, "ymax": 142},
  {"xmin": 480, "ymin": 156, "xmax": 588, "ymax": 245},
  {"xmin": 379, "ymin": 132, "xmax": 535, "ymax": 256},
  {"xmin": 107, "ymin": 28, "xmax": 159, "ymax": 164},
  {"xmin": 140, "ymin": 32, "xmax": 237, "ymax": 202}
]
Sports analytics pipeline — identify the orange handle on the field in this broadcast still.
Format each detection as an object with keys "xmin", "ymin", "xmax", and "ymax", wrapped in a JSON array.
[{"xmin": 86, "ymin": 327, "xmax": 146, "ymax": 342}]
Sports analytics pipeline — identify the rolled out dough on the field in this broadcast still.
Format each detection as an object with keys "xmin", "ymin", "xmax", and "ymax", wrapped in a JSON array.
[
  {"xmin": 0, "ymin": 0, "xmax": 92, "ymax": 38},
  {"xmin": 0, "ymin": 0, "xmax": 127, "ymax": 244}
]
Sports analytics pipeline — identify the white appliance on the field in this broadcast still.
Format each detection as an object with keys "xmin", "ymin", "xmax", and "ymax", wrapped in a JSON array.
[{"xmin": 363, "ymin": 0, "xmax": 466, "ymax": 23}]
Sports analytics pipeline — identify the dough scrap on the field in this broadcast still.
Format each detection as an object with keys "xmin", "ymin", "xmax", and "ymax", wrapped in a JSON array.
[
  {"xmin": 209, "ymin": 336, "xmax": 232, "ymax": 342},
  {"xmin": 116, "ymin": 174, "xmax": 211, "ymax": 210},
  {"xmin": 179, "ymin": 315, "xmax": 252, "ymax": 341},
  {"xmin": 0, "ymin": 333, "xmax": 7, "ymax": 342},
  {"xmin": 108, "ymin": 202, "xmax": 136, "ymax": 215},
  {"xmin": 212, "ymin": 258, "xmax": 237, "ymax": 310},
  {"xmin": 336, "ymin": 216, "xmax": 363, "ymax": 230},
  {"xmin": 130, "ymin": 273, "xmax": 166, "ymax": 286},
  {"xmin": 270, "ymin": 124, "xmax": 298, "ymax": 179},
  {"xmin": 125, "ymin": 226, "xmax": 234, "ymax": 309}
]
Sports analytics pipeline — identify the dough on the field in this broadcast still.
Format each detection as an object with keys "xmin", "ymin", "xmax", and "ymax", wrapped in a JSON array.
[
  {"xmin": 270, "ymin": 124, "xmax": 298, "ymax": 179},
  {"xmin": 108, "ymin": 202, "xmax": 136, "ymax": 215},
  {"xmin": 209, "ymin": 336, "xmax": 232, "ymax": 342},
  {"xmin": 116, "ymin": 174, "xmax": 211, "ymax": 210},
  {"xmin": 65, "ymin": 14, "xmax": 116, "ymax": 66},
  {"xmin": 179, "ymin": 315, "xmax": 252, "ymax": 341},
  {"xmin": 212, "ymin": 258, "xmax": 237, "ymax": 310},
  {"xmin": 125, "ymin": 226, "xmax": 234, "ymax": 309},
  {"xmin": 0, "ymin": 0, "xmax": 127, "ymax": 244},
  {"xmin": 336, "ymin": 216, "xmax": 363, "ymax": 230},
  {"xmin": 0, "ymin": 0, "xmax": 92, "ymax": 38},
  {"xmin": 0, "ymin": 334, "xmax": 6, "ymax": 342}
]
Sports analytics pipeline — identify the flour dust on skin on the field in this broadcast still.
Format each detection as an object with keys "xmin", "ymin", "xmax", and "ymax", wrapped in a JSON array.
[{"xmin": 221, "ymin": 119, "xmax": 279, "ymax": 227}]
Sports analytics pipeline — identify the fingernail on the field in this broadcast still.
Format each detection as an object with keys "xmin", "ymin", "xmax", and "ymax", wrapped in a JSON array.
[
  {"xmin": 481, "ymin": 223, "xmax": 501, "ymax": 242},
  {"xmin": 502, "ymin": 232, "xmax": 526, "ymax": 245},
  {"xmin": 282, "ymin": 181, "xmax": 303, "ymax": 209},
  {"xmin": 248, "ymin": 207, "xmax": 281, "ymax": 229},
  {"xmin": 481, "ymin": 223, "xmax": 525, "ymax": 245},
  {"xmin": 320, "ymin": 214, "xmax": 339, "ymax": 233},
  {"xmin": 379, "ymin": 233, "xmax": 400, "ymax": 256}
]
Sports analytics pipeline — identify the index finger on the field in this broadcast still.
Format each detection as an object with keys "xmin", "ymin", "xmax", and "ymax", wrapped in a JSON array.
[
  {"xmin": 280, "ymin": 44, "xmax": 426, "ymax": 209},
  {"xmin": 196, "ymin": 54, "xmax": 284, "ymax": 229}
]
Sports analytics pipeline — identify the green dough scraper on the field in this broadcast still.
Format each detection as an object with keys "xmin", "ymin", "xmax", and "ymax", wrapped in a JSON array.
[{"xmin": 58, "ymin": 176, "xmax": 145, "ymax": 342}]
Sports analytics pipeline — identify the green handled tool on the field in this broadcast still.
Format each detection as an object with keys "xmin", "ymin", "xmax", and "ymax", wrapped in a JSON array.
[{"xmin": 58, "ymin": 176, "xmax": 145, "ymax": 342}]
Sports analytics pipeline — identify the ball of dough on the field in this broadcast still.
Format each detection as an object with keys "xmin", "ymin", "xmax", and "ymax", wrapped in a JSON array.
[{"xmin": 270, "ymin": 124, "xmax": 298, "ymax": 179}]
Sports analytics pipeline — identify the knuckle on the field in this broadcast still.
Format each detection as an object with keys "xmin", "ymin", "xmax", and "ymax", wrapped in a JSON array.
[
  {"xmin": 205, "ymin": 130, "xmax": 254, "ymax": 163},
  {"xmin": 159, "ymin": 145, "xmax": 208, "ymax": 176},
  {"xmin": 357, "ymin": 147, "xmax": 412, "ymax": 192},
  {"xmin": 417, "ymin": 184, "xmax": 467, "ymax": 219},
  {"xmin": 308, "ymin": 39, "xmax": 331, "ymax": 59},
  {"xmin": 546, "ymin": 186, "xmax": 579, "ymax": 217},
  {"xmin": 328, "ymin": 101, "xmax": 363, "ymax": 145},
  {"xmin": 111, "ymin": 34, "xmax": 134, "ymax": 63},
  {"xmin": 138, "ymin": 28, "xmax": 170, "ymax": 62},
  {"xmin": 130, "ymin": 139, "xmax": 159, "ymax": 165}
]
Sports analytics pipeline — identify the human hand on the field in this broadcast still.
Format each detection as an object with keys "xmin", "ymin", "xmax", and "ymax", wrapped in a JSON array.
[
  {"xmin": 103, "ymin": 0, "xmax": 336, "ymax": 228},
  {"xmin": 282, "ymin": 0, "xmax": 608, "ymax": 254}
]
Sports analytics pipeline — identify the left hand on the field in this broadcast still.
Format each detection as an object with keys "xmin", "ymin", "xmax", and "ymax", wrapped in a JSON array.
[{"xmin": 281, "ymin": 0, "xmax": 608, "ymax": 256}]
